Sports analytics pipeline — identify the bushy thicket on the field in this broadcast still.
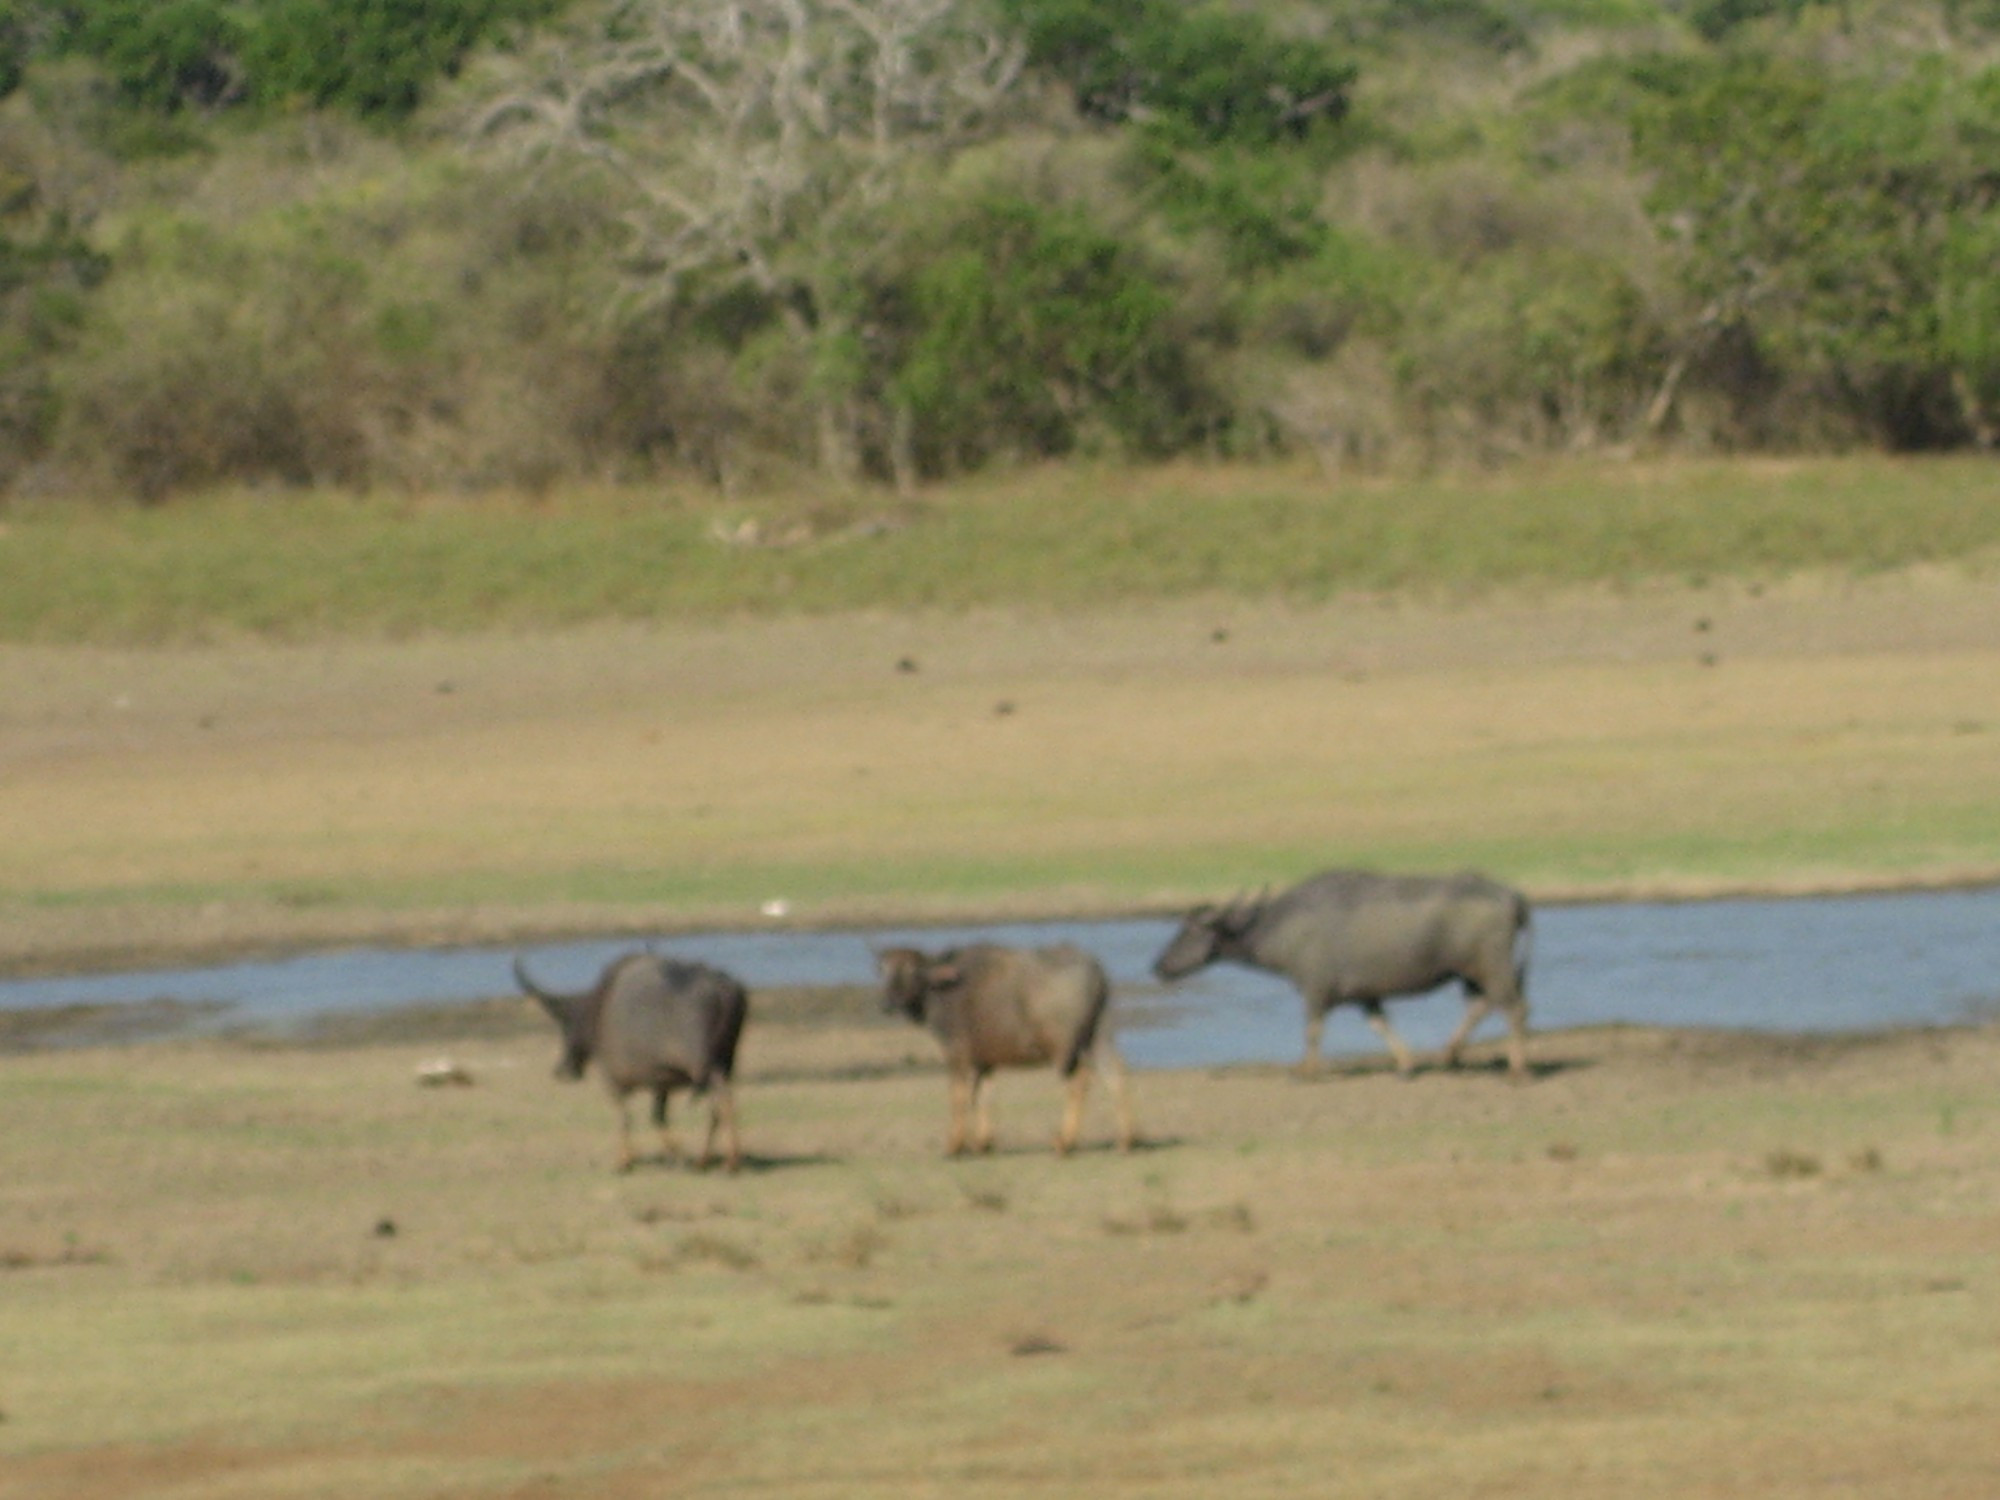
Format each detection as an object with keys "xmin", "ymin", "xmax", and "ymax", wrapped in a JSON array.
[
  {"xmin": 4, "ymin": 0, "xmax": 2000, "ymax": 502},
  {"xmin": 0, "ymin": 0, "xmax": 563, "ymax": 117}
]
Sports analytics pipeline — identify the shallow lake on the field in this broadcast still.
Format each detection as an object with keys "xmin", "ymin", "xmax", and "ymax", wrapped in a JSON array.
[{"xmin": 4, "ymin": 886, "xmax": 1999, "ymax": 1067}]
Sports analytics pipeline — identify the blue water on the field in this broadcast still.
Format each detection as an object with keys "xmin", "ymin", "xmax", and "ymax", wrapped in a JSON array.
[{"xmin": 4, "ymin": 888, "xmax": 1999, "ymax": 1066}]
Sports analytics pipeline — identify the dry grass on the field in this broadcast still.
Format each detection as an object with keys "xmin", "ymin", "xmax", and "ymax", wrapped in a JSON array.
[{"xmin": 3, "ymin": 1018, "xmax": 1999, "ymax": 1497}]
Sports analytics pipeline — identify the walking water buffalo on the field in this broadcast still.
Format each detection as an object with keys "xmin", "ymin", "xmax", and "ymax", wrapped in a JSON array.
[
  {"xmin": 514, "ymin": 950, "xmax": 748, "ymax": 1171},
  {"xmin": 1153, "ymin": 870, "xmax": 1532, "ymax": 1079},
  {"xmin": 876, "ymin": 942, "xmax": 1136, "ymax": 1156}
]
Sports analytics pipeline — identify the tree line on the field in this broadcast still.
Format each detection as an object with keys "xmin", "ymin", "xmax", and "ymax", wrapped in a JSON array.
[{"xmin": 1, "ymin": 0, "xmax": 1998, "ymax": 502}]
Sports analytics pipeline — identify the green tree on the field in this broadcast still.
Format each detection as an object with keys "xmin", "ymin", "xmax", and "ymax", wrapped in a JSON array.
[
  {"xmin": 887, "ymin": 197, "xmax": 1209, "ymax": 472},
  {"xmin": 64, "ymin": 0, "xmax": 246, "ymax": 111},
  {"xmin": 999, "ymin": 0, "xmax": 1353, "ymax": 144},
  {"xmin": 1632, "ymin": 51, "xmax": 2000, "ymax": 447},
  {"xmin": 250, "ymin": 0, "xmax": 562, "ymax": 117},
  {"xmin": 0, "ymin": 211, "xmax": 107, "ymax": 485},
  {"xmin": 7, "ymin": 0, "xmax": 563, "ymax": 118}
]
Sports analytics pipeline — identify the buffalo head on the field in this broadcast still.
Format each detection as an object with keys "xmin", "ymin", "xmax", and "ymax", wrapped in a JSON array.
[
  {"xmin": 1152, "ymin": 890, "xmax": 1265, "ymax": 980},
  {"xmin": 875, "ymin": 946, "xmax": 965, "ymax": 1020}
]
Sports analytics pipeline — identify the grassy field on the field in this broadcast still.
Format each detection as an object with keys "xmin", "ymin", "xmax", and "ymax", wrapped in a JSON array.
[
  {"xmin": 4, "ymin": 456, "xmax": 1999, "ymax": 644},
  {"xmin": 4, "ymin": 1005, "xmax": 2000, "ymax": 1498}
]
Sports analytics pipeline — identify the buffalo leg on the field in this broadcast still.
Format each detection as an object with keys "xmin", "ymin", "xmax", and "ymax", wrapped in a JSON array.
[
  {"xmin": 616, "ymin": 1096, "xmax": 637, "ymax": 1173},
  {"xmin": 1056, "ymin": 1067, "xmax": 1089, "ymax": 1156},
  {"xmin": 1099, "ymin": 1040, "xmax": 1137, "ymax": 1152},
  {"xmin": 1300, "ymin": 1009, "xmax": 1327, "ymax": 1075},
  {"xmin": 1361, "ymin": 1000, "xmax": 1416, "ymax": 1077},
  {"xmin": 653, "ymin": 1088, "xmax": 683, "ymax": 1164},
  {"xmin": 946, "ymin": 1072, "xmax": 974, "ymax": 1156},
  {"xmin": 1442, "ymin": 996, "xmax": 1494, "ymax": 1069},
  {"xmin": 971, "ymin": 1072, "xmax": 997, "ymax": 1154},
  {"xmin": 702, "ymin": 1083, "xmax": 742, "ymax": 1172},
  {"xmin": 1502, "ymin": 997, "xmax": 1531, "ymax": 1080}
]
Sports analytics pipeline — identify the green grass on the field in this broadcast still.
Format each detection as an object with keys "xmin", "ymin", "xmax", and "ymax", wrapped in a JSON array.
[{"xmin": 4, "ymin": 455, "xmax": 1998, "ymax": 644}]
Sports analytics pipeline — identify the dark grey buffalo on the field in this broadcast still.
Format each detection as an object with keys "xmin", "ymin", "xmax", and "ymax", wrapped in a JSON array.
[
  {"xmin": 514, "ymin": 951, "xmax": 748, "ymax": 1171},
  {"xmin": 877, "ymin": 943, "xmax": 1136, "ymax": 1156},
  {"xmin": 1153, "ymin": 870, "xmax": 1532, "ymax": 1079}
]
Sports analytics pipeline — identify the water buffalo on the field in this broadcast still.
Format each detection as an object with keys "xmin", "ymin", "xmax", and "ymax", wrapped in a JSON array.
[
  {"xmin": 1153, "ymin": 870, "xmax": 1532, "ymax": 1079},
  {"xmin": 876, "ymin": 942, "xmax": 1136, "ymax": 1156},
  {"xmin": 514, "ymin": 950, "xmax": 748, "ymax": 1171}
]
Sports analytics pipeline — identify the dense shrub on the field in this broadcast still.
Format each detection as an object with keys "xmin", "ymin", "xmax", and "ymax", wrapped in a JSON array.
[
  {"xmin": 4, "ymin": 0, "xmax": 565, "ymax": 118},
  {"xmin": 887, "ymin": 197, "xmax": 1218, "ymax": 473},
  {"xmin": 44, "ymin": 163, "xmax": 628, "ymax": 500},
  {"xmin": 247, "ymin": 0, "xmax": 565, "ymax": 117},
  {"xmin": 0, "ymin": 211, "xmax": 105, "ymax": 486},
  {"xmin": 1398, "ymin": 248, "xmax": 1665, "ymax": 455},
  {"xmin": 1630, "ymin": 47, "xmax": 2000, "ymax": 447},
  {"xmin": 999, "ymin": 0, "xmax": 1354, "ymax": 143}
]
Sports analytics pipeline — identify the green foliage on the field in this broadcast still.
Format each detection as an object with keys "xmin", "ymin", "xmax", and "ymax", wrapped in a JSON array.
[
  {"xmin": 36, "ymin": 0, "xmax": 248, "ymax": 111},
  {"xmin": 1631, "ymin": 48, "xmax": 2000, "ymax": 446},
  {"xmin": 45, "ymin": 165, "xmax": 623, "ymax": 500},
  {"xmin": 0, "ymin": 2, "xmax": 29, "ymax": 97},
  {"xmin": 12, "ymin": 0, "xmax": 2000, "ymax": 498},
  {"xmin": 0, "ymin": 211, "xmax": 105, "ymax": 483},
  {"xmin": 1240, "ymin": 229, "xmax": 1407, "ymax": 357},
  {"xmin": 1682, "ymin": 0, "xmax": 1816, "ymax": 41},
  {"xmin": 1327, "ymin": 0, "xmax": 1532, "ymax": 53},
  {"xmin": 246, "ymin": 0, "xmax": 563, "ymax": 117},
  {"xmin": 1127, "ymin": 135, "xmax": 1327, "ymax": 273},
  {"xmin": 8, "ymin": 0, "xmax": 564, "ymax": 118},
  {"xmin": 1399, "ymin": 247, "xmax": 1662, "ymax": 449},
  {"xmin": 1937, "ymin": 207, "xmax": 2000, "ymax": 432},
  {"xmin": 1000, "ymin": 0, "xmax": 1355, "ymax": 143},
  {"xmin": 889, "ymin": 197, "xmax": 1213, "ymax": 471}
]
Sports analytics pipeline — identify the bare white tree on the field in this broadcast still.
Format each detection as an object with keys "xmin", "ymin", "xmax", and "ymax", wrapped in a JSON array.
[{"xmin": 467, "ymin": 0, "xmax": 1026, "ymax": 482}]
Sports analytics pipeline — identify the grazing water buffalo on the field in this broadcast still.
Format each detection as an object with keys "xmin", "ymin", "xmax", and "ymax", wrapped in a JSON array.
[
  {"xmin": 877, "ymin": 943, "xmax": 1136, "ymax": 1156},
  {"xmin": 1153, "ymin": 870, "xmax": 1532, "ymax": 1079},
  {"xmin": 514, "ymin": 951, "xmax": 748, "ymax": 1171}
]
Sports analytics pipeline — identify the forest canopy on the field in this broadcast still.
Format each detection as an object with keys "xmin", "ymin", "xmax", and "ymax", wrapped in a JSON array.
[{"xmin": 1, "ymin": 0, "xmax": 1998, "ymax": 501}]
